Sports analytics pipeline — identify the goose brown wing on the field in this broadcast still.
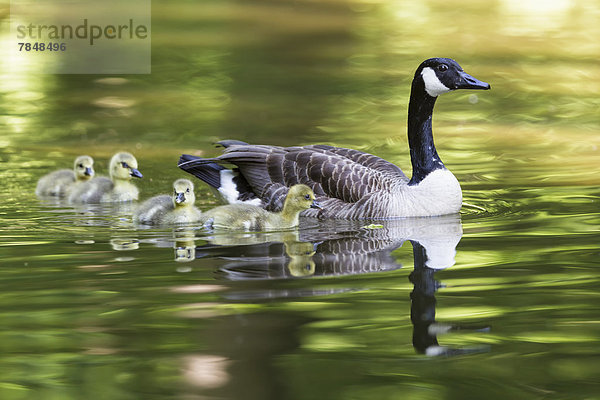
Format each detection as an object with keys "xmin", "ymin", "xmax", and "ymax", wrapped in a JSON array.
[
  {"xmin": 216, "ymin": 144, "xmax": 408, "ymax": 211},
  {"xmin": 303, "ymin": 145, "xmax": 407, "ymax": 180}
]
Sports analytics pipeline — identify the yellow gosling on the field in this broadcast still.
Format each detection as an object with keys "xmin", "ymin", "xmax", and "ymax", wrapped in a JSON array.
[
  {"xmin": 68, "ymin": 152, "xmax": 142, "ymax": 203},
  {"xmin": 202, "ymin": 184, "xmax": 320, "ymax": 230},
  {"xmin": 134, "ymin": 179, "xmax": 202, "ymax": 225},
  {"xmin": 36, "ymin": 155, "xmax": 94, "ymax": 197}
]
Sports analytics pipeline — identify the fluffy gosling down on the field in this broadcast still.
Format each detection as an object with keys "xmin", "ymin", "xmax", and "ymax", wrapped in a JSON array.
[
  {"xmin": 134, "ymin": 179, "xmax": 202, "ymax": 225},
  {"xmin": 202, "ymin": 184, "xmax": 320, "ymax": 230},
  {"xmin": 36, "ymin": 155, "xmax": 94, "ymax": 197},
  {"xmin": 68, "ymin": 152, "xmax": 143, "ymax": 203}
]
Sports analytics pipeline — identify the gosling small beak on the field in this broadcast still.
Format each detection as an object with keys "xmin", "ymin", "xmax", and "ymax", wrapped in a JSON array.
[
  {"xmin": 310, "ymin": 200, "xmax": 322, "ymax": 209},
  {"xmin": 456, "ymin": 71, "xmax": 491, "ymax": 90},
  {"xmin": 84, "ymin": 167, "xmax": 93, "ymax": 176},
  {"xmin": 175, "ymin": 192, "xmax": 186, "ymax": 204},
  {"xmin": 130, "ymin": 168, "xmax": 143, "ymax": 178}
]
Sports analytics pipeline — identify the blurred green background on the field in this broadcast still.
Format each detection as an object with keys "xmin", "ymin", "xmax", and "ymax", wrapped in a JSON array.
[{"xmin": 0, "ymin": 1, "xmax": 599, "ymax": 399}]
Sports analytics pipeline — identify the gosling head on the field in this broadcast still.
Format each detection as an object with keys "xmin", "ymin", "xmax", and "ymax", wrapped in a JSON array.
[
  {"xmin": 284, "ymin": 184, "xmax": 321, "ymax": 212},
  {"xmin": 415, "ymin": 58, "xmax": 491, "ymax": 98},
  {"xmin": 109, "ymin": 152, "xmax": 143, "ymax": 181},
  {"xmin": 73, "ymin": 155, "xmax": 94, "ymax": 181},
  {"xmin": 172, "ymin": 178, "xmax": 196, "ymax": 207}
]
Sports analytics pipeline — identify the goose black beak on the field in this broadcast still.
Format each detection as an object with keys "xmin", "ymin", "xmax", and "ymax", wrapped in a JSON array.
[
  {"xmin": 175, "ymin": 192, "xmax": 186, "ymax": 204},
  {"xmin": 310, "ymin": 200, "xmax": 322, "ymax": 209},
  {"xmin": 84, "ymin": 167, "xmax": 93, "ymax": 176},
  {"xmin": 456, "ymin": 71, "xmax": 490, "ymax": 90},
  {"xmin": 130, "ymin": 168, "xmax": 143, "ymax": 178}
]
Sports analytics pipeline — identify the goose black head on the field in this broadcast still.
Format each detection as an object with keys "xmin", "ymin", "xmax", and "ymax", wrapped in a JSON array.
[{"xmin": 415, "ymin": 58, "xmax": 490, "ymax": 98}]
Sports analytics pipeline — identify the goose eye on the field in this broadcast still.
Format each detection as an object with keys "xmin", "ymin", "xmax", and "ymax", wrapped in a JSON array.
[
  {"xmin": 437, "ymin": 64, "xmax": 448, "ymax": 72},
  {"xmin": 186, "ymin": 188, "xmax": 190, "ymax": 193},
  {"xmin": 121, "ymin": 162, "xmax": 128, "ymax": 168},
  {"xmin": 304, "ymin": 194, "xmax": 311, "ymax": 200},
  {"xmin": 78, "ymin": 164, "xmax": 83, "ymax": 168}
]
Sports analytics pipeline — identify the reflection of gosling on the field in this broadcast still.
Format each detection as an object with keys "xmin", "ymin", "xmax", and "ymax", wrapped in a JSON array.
[
  {"xmin": 36, "ymin": 155, "xmax": 94, "ymax": 197},
  {"xmin": 110, "ymin": 238, "xmax": 140, "ymax": 251},
  {"xmin": 174, "ymin": 228, "xmax": 196, "ymax": 262},
  {"xmin": 202, "ymin": 184, "xmax": 320, "ymax": 230},
  {"xmin": 285, "ymin": 240, "xmax": 316, "ymax": 277},
  {"xmin": 69, "ymin": 152, "xmax": 142, "ymax": 203},
  {"xmin": 134, "ymin": 179, "xmax": 202, "ymax": 225}
]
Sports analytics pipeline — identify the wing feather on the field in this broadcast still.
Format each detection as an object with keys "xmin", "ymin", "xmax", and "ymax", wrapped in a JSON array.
[
  {"xmin": 216, "ymin": 144, "xmax": 406, "ymax": 205},
  {"xmin": 181, "ymin": 142, "xmax": 408, "ymax": 218}
]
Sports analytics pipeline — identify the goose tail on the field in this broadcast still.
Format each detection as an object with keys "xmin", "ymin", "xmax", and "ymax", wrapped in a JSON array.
[
  {"xmin": 178, "ymin": 154, "xmax": 224, "ymax": 189},
  {"xmin": 178, "ymin": 154, "xmax": 261, "ymax": 206}
]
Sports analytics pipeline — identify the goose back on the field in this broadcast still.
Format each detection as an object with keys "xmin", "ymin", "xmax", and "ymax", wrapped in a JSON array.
[
  {"xmin": 134, "ymin": 195, "xmax": 173, "ymax": 224},
  {"xmin": 181, "ymin": 142, "xmax": 413, "ymax": 219},
  {"xmin": 36, "ymin": 169, "xmax": 75, "ymax": 197},
  {"xmin": 68, "ymin": 177, "xmax": 113, "ymax": 203}
]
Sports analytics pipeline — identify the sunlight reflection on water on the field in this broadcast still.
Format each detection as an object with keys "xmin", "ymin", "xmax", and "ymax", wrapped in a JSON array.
[{"xmin": 1, "ymin": 0, "xmax": 600, "ymax": 399}]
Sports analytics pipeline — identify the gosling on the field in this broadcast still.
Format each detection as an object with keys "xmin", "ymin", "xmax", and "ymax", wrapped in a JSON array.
[
  {"xmin": 202, "ymin": 184, "xmax": 320, "ymax": 230},
  {"xmin": 36, "ymin": 155, "xmax": 94, "ymax": 197},
  {"xmin": 134, "ymin": 179, "xmax": 202, "ymax": 225},
  {"xmin": 68, "ymin": 152, "xmax": 142, "ymax": 203}
]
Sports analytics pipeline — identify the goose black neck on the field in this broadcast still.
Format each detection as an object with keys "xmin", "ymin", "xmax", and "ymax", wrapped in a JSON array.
[{"xmin": 407, "ymin": 80, "xmax": 445, "ymax": 185}]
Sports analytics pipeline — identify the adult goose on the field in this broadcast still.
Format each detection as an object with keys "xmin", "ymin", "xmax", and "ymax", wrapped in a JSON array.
[{"xmin": 179, "ymin": 58, "xmax": 490, "ymax": 219}]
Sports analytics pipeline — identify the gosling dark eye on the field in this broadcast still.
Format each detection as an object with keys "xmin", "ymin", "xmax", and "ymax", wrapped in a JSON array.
[
  {"xmin": 437, "ymin": 64, "xmax": 448, "ymax": 72},
  {"xmin": 304, "ymin": 194, "xmax": 311, "ymax": 200},
  {"xmin": 121, "ymin": 162, "xmax": 129, "ymax": 168},
  {"xmin": 78, "ymin": 164, "xmax": 83, "ymax": 168},
  {"xmin": 186, "ymin": 188, "xmax": 190, "ymax": 193}
]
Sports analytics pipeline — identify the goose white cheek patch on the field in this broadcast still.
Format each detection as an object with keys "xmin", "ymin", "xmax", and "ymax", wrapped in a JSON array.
[{"xmin": 421, "ymin": 67, "xmax": 451, "ymax": 97}]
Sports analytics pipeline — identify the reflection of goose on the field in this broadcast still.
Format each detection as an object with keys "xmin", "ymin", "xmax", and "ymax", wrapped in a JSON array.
[
  {"xmin": 179, "ymin": 58, "xmax": 490, "ymax": 218},
  {"xmin": 36, "ymin": 155, "xmax": 94, "ymax": 197},
  {"xmin": 410, "ymin": 240, "xmax": 490, "ymax": 356},
  {"xmin": 69, "ymin": 152, "xmax": 143, "ymax": 203},
  {"xmin": 197, "ymin": 215, "xmax": 489, "ymax": 355},
  {"xmin": 309, "ymin": 216, "xmax": 462, "ymax": 275},
  {"xmin": 200, "ymin": 214, "xmax": 461, "ymax": 280}
]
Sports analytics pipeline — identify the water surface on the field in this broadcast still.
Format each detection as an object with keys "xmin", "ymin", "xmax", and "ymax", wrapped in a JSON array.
[{"xmin": 1, "ymin": 0, "xmax": 600, "ymax": 399}]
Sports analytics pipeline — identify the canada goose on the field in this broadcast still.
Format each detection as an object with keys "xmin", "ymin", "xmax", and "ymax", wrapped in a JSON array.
[
  {"xmin": 134, "ymin": 179, "xmax": 202, "ymax": 225},
  {"xmin": 68, "ymin": 152, "xmax": 142, "ymax": 203},
  {"xmin": 179, "ymin": 58, "xmax": 490, "ymax": 219},
  {"xmin": 202, "ymin": 184, "xmax": 320, "ymax": 230},
  {"xmin": 36, "ymin": 155, "xmax": 94, "ymax": 197}
]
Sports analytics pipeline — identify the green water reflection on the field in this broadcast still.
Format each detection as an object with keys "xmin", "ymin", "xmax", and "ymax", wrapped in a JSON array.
[{"xmin": 1, "ymin": 0, "xmax": 600, "ymax": 399}]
